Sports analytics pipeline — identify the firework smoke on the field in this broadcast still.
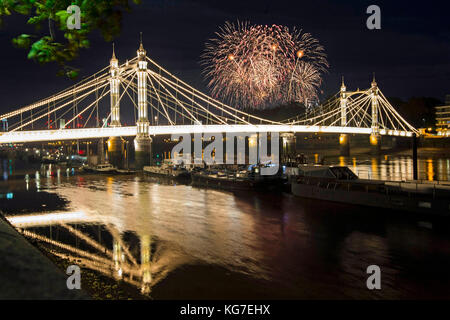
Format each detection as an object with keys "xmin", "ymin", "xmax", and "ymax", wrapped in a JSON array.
[{"xmin": 202, "ymin": 21, "xmax": 329, "ymax": 109}]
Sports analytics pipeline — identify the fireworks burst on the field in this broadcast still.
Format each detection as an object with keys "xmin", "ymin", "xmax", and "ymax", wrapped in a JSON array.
[{"xmin": 202, "ymin": 21, "xmax": 329, "ymax": 109}]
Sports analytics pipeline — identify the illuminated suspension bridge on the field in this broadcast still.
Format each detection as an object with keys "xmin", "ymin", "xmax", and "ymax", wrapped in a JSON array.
[{"xmin": 0, "ymin": 38, "xmax": 418, "ymax": 165}]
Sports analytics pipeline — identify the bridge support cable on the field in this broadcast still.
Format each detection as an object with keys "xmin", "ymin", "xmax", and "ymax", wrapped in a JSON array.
[
  {"xmin": 83, "ymin": 85, "xmax": 110, "ymax": 128},
  {"xmin": 0, "ymin": 68, "xmax": 111, "ymax": 121},
  {"xmin": 10, "ymin": 81, "xmax": 110, "ymax": 132},
  {"xmin": 0, "ymin": 57, "xmax": 136, "ymax": 131},
  {"xmin": 376, "ymin": 97, "xmax": 400, "ymax": 132},
  {"xmin": 146, "ymin": 70, "xmax": 217, "ymax": 124},
  {"xmin": 7, "ymin": 89, "xmax": 81, "ymax": 131},
  {"xmin": 128, "ymin": 74, "xmax": 213, "ymax": 125},
  {"xmin": 345, "ymin": 94, "xmax": 372, "ymax": 127},
  {"xmin": 146, "ymin": 72, "xmax": 207, "ymax": 124},
  {"xmin": 5, "ymin": 77, "xmax": 109, "ymax": 131},
  {"xmin": 148, "ymin": 70, "xmax": 251, "ymax": 125},
  {"xmin": 146, "ymin": 73, "xmax": 174, "ymax": 125},
  {"xmin": 288, "ymin": 93, "xmax": 340, "ymax": 125},
  {"xmin": 121, "ymin": 78, "xmax": 200, "ymax": 126},
  {"xmin": 281, "ymin": 83, "xmax": 417, "ymax": 137},
  {"xmin": 284, "ymin": 92, "xmax": 340, "ymax": 125},
  {"xmin": 148, "ymin": 70, "xmax": 227, "ymax": 125},
  {"xmin": 62, "ymin": 84, "xmax": 109, "ymax": 129},
  {"xmin": 146, "ymin": 56, "xmax": 282, "ymax": 125},
  {"xmin": 378, "ymin": 91, "xmax": 418, "ymax": 134},
  {"xmin": 65, "ymin": 88, "xmax": 111, "ymax": 129},
  {"xmin": 121, "ymin": 79, "xmax": 174, "ymax": 124}
]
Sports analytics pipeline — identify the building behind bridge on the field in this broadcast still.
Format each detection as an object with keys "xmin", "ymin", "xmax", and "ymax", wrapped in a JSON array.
[{"xmin": 436, "ymin": 94, "xmax": 450, "ymax": 136}]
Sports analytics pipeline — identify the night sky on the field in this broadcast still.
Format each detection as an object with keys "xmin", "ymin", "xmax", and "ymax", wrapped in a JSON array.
[{"xmin": 0, "ymin": 0, "xmax": 448, "ymax": 117}]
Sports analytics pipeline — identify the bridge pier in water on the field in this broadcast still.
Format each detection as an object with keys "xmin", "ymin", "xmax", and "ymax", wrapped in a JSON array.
[
  {"xmin": 107, "ymin": 136, "xmax": 125, "ymax": 168},
  {"xmin": 281, "ymin": 133, "xmax": 296, "ymax": 163},
  {"xmin": 370, "ymin": 134, "xmax": 381, "ymax": 154},
  {"xmin": 339, "ymin": 134, "xmax": 350, "ymax": 156},
  {"xmin": 135, "ymin": 136, "xmax": 152, "ymax": 169},
  {"xmin": 98, "ymin": 138, "xmax": 106, "ymax": 164}
]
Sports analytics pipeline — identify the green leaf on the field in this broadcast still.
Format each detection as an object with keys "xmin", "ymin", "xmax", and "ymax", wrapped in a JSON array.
[
  {"xmin": 27, "ymin": 16, "xmax": 43, "ymax": 25},
  {"xmin": 67, "ymin": 70, "xmax": 79, "ymax": 79},
  {"xmin": 12, "ymin": 34, "xmax": 32, "ymax": 48},
  {"xmin": 55, "ymin": 10, "xmax": 70, "ymax": 26},
  {"xmin": 80, "ymin": 39, "xmax": 89, "ymax": 48},
  {"xmin": 0, "ymin": 6, "xmax": 12, "ymax": 15},
  {"xmin": 13, "ymin": 5, "xmax": 31, "ymax": 15}
]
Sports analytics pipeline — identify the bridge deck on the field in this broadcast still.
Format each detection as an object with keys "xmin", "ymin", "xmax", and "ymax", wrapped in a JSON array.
[{"xmin": 0, "ymin": 125, "xmax": 413, "ymax": 144}]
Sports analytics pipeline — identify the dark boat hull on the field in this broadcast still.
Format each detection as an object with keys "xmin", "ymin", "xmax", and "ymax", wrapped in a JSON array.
[
  {"xmin": 143, "ymin": 169, "xmax": 191, "ymax": 181},
  {"xmin": 291, "ymin": 182, "xmax": 450, "ymax": 216},
  {"xmin": 192, "ymin": 174, "xmax": 285, "ymax": 191}
]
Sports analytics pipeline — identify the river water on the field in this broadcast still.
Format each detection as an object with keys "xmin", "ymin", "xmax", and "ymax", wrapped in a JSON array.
[{"xmin": 1, "ymin": 154, "xmax": 450, "ymax": 299}]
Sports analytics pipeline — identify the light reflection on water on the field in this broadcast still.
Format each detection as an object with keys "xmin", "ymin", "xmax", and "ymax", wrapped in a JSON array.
[
  {"xmin": 3, "ymin": 171, "xmax": 450, "ymax": 299},
  {"xmin": 329, "ymin": 156, "xmax": 450, "ymax": 182},
  {"xmin": 1, "ymin": 155, "xmax": 449, "ymax": 182},
  {"xmin": 2, "ymin": 154, "xmax": 450, "ymax": 298},
  {"xmin": 7, "ymin": 176, "xmax": 270, "ymax": 296}
]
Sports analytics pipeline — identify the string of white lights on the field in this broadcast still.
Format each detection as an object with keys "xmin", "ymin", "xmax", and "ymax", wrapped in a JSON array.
[
  {"xmin": 148, "ymin": 71, "xmax": 227, "ymax": 125},
  {"xmin": 146, "ymin": 56, "xmax": 282, "ymax": 125},
  {"xmin": 149, "ymin": 69, "xmax": 248, "ymax": 125}
]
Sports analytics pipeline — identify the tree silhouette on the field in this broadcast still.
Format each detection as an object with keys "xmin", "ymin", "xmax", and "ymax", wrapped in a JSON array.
[{"xmin": 0, "ymin": 0, "xmax": 142, "ymax": 78}]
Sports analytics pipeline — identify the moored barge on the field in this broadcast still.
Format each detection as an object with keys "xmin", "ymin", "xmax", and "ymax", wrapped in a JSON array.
[
  {"xmin": 291, "ymin": 165, "xmax": 450, "ymax": 216},
  {"xmin": 192, "ymin": 163, "xmax": 286, "ymax": 191},
  {"xmin": 143, "ymin": 159, "xmax": 191, "ymax": 180}
]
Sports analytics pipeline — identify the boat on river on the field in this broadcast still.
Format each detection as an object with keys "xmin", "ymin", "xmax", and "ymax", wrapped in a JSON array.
[
  {"xmin": 192, "ymin": 163, "xmax": 286, "ymax": 191},
  {"xmin": 143, "ymin": 159, "xmax": 190, "ymax": 180},
  {"xmin": 291, "ymin": 165, "xmax": 450, "ymax": 216},
  {"xmin": 80, "ymin": 163, "xmax": 117, "ymax": 174}
]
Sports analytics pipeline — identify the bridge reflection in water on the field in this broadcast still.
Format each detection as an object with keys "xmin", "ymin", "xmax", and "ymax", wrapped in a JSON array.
[
  {"xmin": 5, "ymin": 176, "xmax": 266, "ymax": 297},
  {"xmin": 8, "ymin": 211, "xmax": 159, "ymax": 295},
  {"xmin": 2, "ymin": 159, "xmax": 450, "ymax": 299}
]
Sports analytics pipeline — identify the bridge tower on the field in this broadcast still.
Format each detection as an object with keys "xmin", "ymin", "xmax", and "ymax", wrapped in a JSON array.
[
  {"xmin": 339, "ymin": 77, "xmax": 350, "ymax": 156},
  {"xmin": 370, "ymin": 74, "xmax": 381, "ymax": 154},
  {"xmin": 107, "ymin": 45, "xmax": 125, "ymax": 168},
  {"xmin": 134, "ymin": 36, "xmax": 152, "ymax": 169}
]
